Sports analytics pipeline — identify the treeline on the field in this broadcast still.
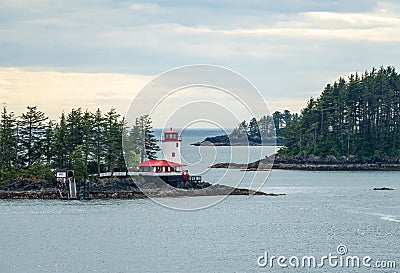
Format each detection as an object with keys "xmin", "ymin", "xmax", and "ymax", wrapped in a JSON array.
[
  {"xmin": 229, "ymin": 110, "xmax": 297, "ymax": 143},
  {"xmin": 281, "ymin": 66, "xmax": 400, "ymax": 158},
  {"xmin": 0, "ymin": 106, "xmax": 159, "ymax": 182},
  {"xmin": 227, "ymin": 66, "xmax": 400, "ymax": 159}
]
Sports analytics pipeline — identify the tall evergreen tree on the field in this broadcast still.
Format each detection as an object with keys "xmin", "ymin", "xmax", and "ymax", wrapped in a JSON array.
[
  {"xmin": 42, "ymin": 120, "xmax": 54, "ymax": 167},
  {"xmin": 52, "ymin": 113, "xmax": 68, "ymax": 169},
  {"xmin": 80, "ymin": 110, "xmax": 93, "ymax": 172},
  {"xmin": 92, "ymin": 108, "xmax": 106, "ymax": 175},
  {"xmin": 104, "ymin": 108, "xmax": 121, "ymax": 174},
  {"xmin": 116, "ymin": 117, "xmax": 128, "ymax": 172},
  {"xmin": 132, "ymin": 115, "xmax": 159, "ymax": 161},
  {"xmin": 248, "ymin": 117, "xmax": 261, "ymax": 142},
  {"xmin": 66, "ymin": 108, "xmax": 83, "ymax": 167},
  {"xmin": 124, "ymin": 120, "xmax": 142, "ymax": 170},
  {"xmin": 0, "ymin": 106, "xmax": 18, "ymax": 178},
  {"xmin": 18, "ymin": 106, "xmax": 48, "ymax": 166},
  {"xmin": 71, "ymin": 145, "xmax": 88, "ymax": 182}
]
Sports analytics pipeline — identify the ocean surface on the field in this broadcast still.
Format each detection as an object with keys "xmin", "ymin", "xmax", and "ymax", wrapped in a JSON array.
[{"xmin": 0, "ymin": 129, "xmax": 399, "ymax": 272}]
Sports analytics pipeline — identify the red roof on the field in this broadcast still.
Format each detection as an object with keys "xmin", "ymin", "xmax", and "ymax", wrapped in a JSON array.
[
  {"xmin": 139, "ymin": 159, "xmax": 185, "ymax": 167},
  {"xmin": 164, "ymin": 127, "xmax": 179, "ymax": 134}
]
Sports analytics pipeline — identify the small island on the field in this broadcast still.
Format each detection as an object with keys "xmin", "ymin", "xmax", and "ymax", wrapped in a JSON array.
[
  {"xmin": 0, "ymin": 107, "xmax": 275, "ymax": 199},
  {"xmin": 205, "ymin": 66, "xmax": 400, "ymax": 171},
  {"xmin": 210, "ymin": 153, "xmax": 400, "ymax": 171},
  {"xmin": 0, "ymin": 176, "xmax": 274, "ymax": 200}
]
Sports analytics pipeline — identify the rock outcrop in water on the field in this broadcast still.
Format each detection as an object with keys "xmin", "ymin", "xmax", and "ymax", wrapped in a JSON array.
[
  {"xmin": 191, "ymin": 134, "xmax": 284, "ymax": 146},
  {"xmin": 373, "ymin": 187, "xmax": 394, "ymax": 191}
]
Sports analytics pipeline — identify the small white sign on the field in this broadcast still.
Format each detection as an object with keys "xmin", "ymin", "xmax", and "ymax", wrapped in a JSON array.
[{"xmin": 56, "ymin": 172, "xmax": 67, "ymax": 178}]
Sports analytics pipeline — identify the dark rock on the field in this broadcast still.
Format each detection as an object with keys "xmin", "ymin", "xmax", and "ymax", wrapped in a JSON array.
[
  {"xmin": 191, "ymin": 134, "xmax": 283, "ymax": 146},
  {"xmin": 0, "ymin": 176, "xmax": 277, "ymax": 199},
  {"xmin": 373, "ymin": 187, "xmax": 394, "ymax": 191},
  {"xmin": 209, "ymin": 153, "xmax": 400, "ymax": 171}
]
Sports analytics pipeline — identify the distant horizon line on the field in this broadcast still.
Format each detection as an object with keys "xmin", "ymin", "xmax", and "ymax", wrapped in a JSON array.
[{"xmin": 153, "ymin": 127, "xmax": 234, "ymax": 131}]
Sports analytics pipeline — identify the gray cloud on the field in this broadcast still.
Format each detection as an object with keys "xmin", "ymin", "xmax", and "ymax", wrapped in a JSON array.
[{"xmin": 1, "ymin": 0, "xmax": 399, "ymax": 113}]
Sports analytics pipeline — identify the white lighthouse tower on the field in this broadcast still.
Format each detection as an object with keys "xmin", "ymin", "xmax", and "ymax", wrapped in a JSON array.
[{"xmin": 161, "ymin": 128, "xmax": 182, "ymax": 164}]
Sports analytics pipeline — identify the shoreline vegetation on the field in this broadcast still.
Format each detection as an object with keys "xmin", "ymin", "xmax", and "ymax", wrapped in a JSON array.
[
  {"xmin": 2, "ymin": 66, "xmax": 400, "ymax": 198},
  {"xmin": 0, "ymin": 106, "xmax": 285, "ymax": 200},
  {"xmin": 0, "ymin": 177, "xmax": 282, "ymax": 200},
  {"xmin": 210, "ymin": 154, "xmax": 400, "ymax": 171},
  {"xmin": 201, "ymin": 66, "xmax": 400, "ymax": 170}
]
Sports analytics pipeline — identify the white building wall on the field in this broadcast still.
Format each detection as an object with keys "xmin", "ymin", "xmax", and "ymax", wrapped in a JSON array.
[{"xmin": 162, "ymin": 141, "xmax": 181, "ymax": 163}]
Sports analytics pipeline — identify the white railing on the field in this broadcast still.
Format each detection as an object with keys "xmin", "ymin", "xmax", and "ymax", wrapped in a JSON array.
[{"xmin": 96, "ymin": 171, "xmax": 184, "ymax": 177}]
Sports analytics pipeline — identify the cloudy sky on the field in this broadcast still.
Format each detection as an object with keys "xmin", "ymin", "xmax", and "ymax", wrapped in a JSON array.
[{"xmin": 0, "ymin": 0, "xmax": 399, "ymax": 127}]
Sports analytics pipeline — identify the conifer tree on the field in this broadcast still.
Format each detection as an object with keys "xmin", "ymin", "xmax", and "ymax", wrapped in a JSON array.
[
  {"xmin": 104, "ymin": 108, "xmax": 121, "ymax": 174},
  {"xmin": 81, "ymin": 110, "xmax": 93, "ymax": 173},
  {"xmin": 42, "ymin": 120, "xmax": 54, "ymax": 167},
  {"xmin": 66, "ymin": 108, "xmax": 84, "ymax": 167},
  {"xmin": 92, "ymin": 108, "xmax": 106, "ymax": 175},
  {"xmin": 52, "ymin": 113, "xmax": 68, "ymax": 169},
  {"xmin": 248, "ymin": 117, "xmax": 260, "ymax": 142},
  {"xmin": 0, "ymin": 106, "xmax": 18, "ymax": 178},
  {"xmin": 18, "ymin": 106, "xmax": 48, "ymax": 166},
  {"xmin": 131, "ymin": 115, "xmax": 159, "ymax": 162}
]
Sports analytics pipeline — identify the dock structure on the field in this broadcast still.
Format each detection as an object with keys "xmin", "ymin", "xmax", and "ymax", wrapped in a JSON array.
[
  {"xmin": 67, "ymin": 177, "xmax": 77, "ymax": 199},
  {"xmin": 55, "ymin": 169, "xmax": 81, "ymax": 200}
]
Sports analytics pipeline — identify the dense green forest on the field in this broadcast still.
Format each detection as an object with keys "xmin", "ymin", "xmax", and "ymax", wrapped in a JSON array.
[
  {"xmin": 2, "ymin": 66, "xmax": 398, "ymax": 183},
  {"xmin": 0, "ymin": 106, "xmax": 159, "ymax": 182},
  {"xmin": 230, "ymin": 66, "xmax": 400, "ymax": 159},
  {"xmin": 280, "ymin": 66, "xmax": 400, "ymax": 158}
]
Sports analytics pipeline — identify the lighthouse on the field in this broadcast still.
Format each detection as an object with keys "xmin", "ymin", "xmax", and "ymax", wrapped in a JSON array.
[
  {"xmin": 137, "ymin": 127, "xmax": 201, "ymax": 183},
  {"xmin": 161, "ymin": 128, "xmax": 181, "ymax": 164}
]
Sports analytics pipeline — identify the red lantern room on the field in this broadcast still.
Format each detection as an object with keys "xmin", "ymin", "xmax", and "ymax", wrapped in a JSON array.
[{"xmin": 163, "ymin": 128, "xmax": 180, "ymax": 141}]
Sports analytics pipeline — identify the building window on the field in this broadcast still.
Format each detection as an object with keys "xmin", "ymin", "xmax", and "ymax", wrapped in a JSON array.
[
  {"xmin": 172, "ymin": 152, "xmax": 175, "ymax": 157},
  {"xmin": 176, "ymin": 143, "xmax": 179, "ymax": 147}
]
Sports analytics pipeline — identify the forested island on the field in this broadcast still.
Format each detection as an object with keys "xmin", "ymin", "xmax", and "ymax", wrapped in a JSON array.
[
  {"xmin": 205, "ymin": 66, "xmax": 400, "ymax": 170},
  {"xmin": 0, "ymin": 107, "xmax": 269, "ymax": 199},
  {"xmin": 0, "ymin": 106, "xmax": 157, "ymax": 183},
  {"xmin": 192, "ymin": 111, "xmax": 290, "ymax": 146},
  {"xmin": 2, "ymin": 66, "xmax": 399, "ymax": 199}
]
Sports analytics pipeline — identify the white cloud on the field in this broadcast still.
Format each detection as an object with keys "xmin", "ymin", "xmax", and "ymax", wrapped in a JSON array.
[
  {"xmin": 130, "ymin": 3, "xmax": 160, "ymax": 12},
  {"xmin": 0, "ymin": 67, "xmax": 152, "ymax": 120},
  {"xmin": 162, "ymin": 8, "xmax": 400, "ymax": 42},
  {"xmin": 303, "ymin": 11, "xmax": 400, "ymax": 26},
  {"xmin": 0, "ymin": 67, "xmax": 276, "ymax": 128}
]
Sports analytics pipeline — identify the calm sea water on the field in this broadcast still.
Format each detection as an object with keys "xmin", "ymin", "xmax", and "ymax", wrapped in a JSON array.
[{"xmin": 0, "ymin": 129, "xmax": 399, "ymax": 272}]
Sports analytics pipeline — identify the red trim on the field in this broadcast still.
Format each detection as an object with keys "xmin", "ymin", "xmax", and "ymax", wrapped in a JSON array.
[
  {"xmin": 164, "ymin": 129, "xmax": 179, "ymax": 134},
  {"xmin": 139, "ymin": 159, "xmax": 186, "ymax": 167},
  {"xmin": 162, "ymin": 128, "xmax": 181, "ymax": 142}
]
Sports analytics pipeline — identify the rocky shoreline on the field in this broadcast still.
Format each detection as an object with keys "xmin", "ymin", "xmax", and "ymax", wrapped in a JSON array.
[
  {"xmin": 0, "ymin": 177, "xmax": 283, "ymax": 200},
  {"xmin": 210, "ymin": 154, "xmax": 400, "ymax": 171},
  {"xmin": 191, "ymin": 134, "xmax": 284, "ymax": 146}
]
